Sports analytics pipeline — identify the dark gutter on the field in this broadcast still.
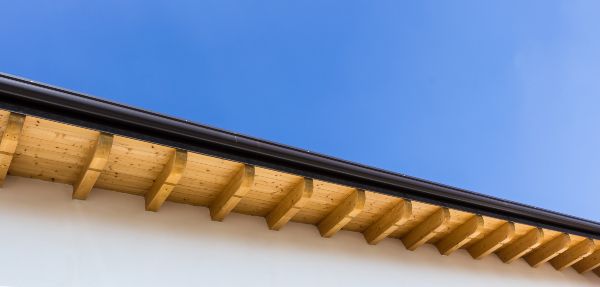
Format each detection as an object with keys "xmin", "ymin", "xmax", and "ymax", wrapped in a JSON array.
[{"xmin": 0, "ymin": 73, "xmax": 598, "ymax": 239}]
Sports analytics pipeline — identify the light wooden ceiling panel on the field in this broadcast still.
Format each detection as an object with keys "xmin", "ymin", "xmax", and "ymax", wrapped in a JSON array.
[{"xmin": 0, "ymin": 111, "xmax": 598, "ymax": 279}]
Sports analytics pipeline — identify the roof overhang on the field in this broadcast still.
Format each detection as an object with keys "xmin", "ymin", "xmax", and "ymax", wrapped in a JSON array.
[
  {"xmin": 0, "ymin": 74, "xmax": 600, "ymax": 280},
  {"xmin": 0, "ymin": 73, "xmax": 597, "ymax": 239}
]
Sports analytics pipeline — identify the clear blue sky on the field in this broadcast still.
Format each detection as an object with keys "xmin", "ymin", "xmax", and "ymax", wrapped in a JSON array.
[{"xmin": 1, "ymin": 1, "xmax": 598, "ymax": 221}]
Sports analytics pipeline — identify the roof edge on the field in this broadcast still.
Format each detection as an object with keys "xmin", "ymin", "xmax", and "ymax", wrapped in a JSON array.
[{"xmin": 0, "ymin": 73, "xmax": 598, "ymax": 239}]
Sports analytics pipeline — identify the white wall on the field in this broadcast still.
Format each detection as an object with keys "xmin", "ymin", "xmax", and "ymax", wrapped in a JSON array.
[{"xmin": 0, "ymin": 176, "xmax": 598, "ymax": 287}]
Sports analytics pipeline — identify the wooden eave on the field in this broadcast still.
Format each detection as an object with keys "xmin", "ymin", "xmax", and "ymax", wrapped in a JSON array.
[{"xmin": 0, "ymin": 76, "xmax": 599, "ymax": 278}]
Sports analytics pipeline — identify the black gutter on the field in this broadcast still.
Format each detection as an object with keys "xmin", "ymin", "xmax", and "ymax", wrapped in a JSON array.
[{"xmin": 0, "ymin": 73, "xmax": 598, "ymax": 239}]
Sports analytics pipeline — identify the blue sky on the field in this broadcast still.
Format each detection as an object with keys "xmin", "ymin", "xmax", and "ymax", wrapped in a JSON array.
[{"xmin": 1, "ymin": 1, "xmax": 598, "ymax": 221}]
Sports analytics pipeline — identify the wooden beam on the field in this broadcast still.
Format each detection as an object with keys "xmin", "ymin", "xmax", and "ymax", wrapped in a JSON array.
[
  {"xmin": 524, "ymin": 233, "xmax": 571, "ymax": 268},
  {"xmin": 594, "ymin": 267, "xmax": 600, "ymax": 277},
  {"xmin": 0, "ymin": 113, "xmax": 25, "ymax": 186},
  {"xmin": 550, "ymin": 239, "xmax": 595, "ymax": 271},
  {"xmin": 145, "ymin": 149, "xmax": 187, "ymax": 211},
  {"xmin": 468, "ymin": 222, "xmax": 515, "ymax": 259},
  {"xmin": 363, "ymin": 199, "xmax": 412, "ymax": 245},
  {"xmin": 72, "ymin": 133, "xmax": 114, "ymax": 200},
  {"xmin": 436, "ymin": 215, "xmax": 484, "ymax": 255},
  {"xmin": 573, "ymin": 249, "xmax": 600, "ymax": 274},
  {"xmin": 266, "ymin": 178, "xmax": 313, "ymax": 230},
  {"xmin": 401, "ymin": 207, "xmax": 450, "ymax": 251},
  {"xmin": 318, "ymin": 189, "xmax": 365, "ymax": 238},
  {"xmin": 496, "ymin": 228, "xmax": 543, "ymax": 263},
  {"xmin": 210, "ymin": 164, "xmax": 255, "ymax": 221}
]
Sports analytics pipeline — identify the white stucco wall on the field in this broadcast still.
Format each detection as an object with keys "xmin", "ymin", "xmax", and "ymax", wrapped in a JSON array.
[{"xmin": 0, "ymin": 176, "xmax": 598, "ymax": 287}]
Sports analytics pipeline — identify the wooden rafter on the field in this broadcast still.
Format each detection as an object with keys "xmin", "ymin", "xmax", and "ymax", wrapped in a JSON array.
[
  {"xmin": 72, "ymin": 133, "xmax": 114, "ymax": 200},
  {"xmin": 363, "ymin": 199, "xmax": 412, "ymax": 245},
  {"xmin": 573, "ymin": 249, "xmax": 600, "ymax": 274},
  {"xmin": 266, "ymin": 178, "xmax": 313, "ymax": 230},
  {"xmin": 468, "ymin": 222, "xmax": 515, "ymax": 259},
  {"xmin": 524, "ymin": 233, "xmax": 570, "ymax": 268},
  {"xmin": 318, "ymin": 189, "xmax": 365, "ymax": 238},
  {"xmin": 550, "ymin": 239, "xmax": 595, "ymax": 271},
  {"xmin": 145, "ymin": 149, "xmax": 187, "ymax": 211},
  {"xmin": 0, "ymin": 113, "xmax": 25, "ymax": 186},
  {"xmin": 402, "ymin": 208, "xmax": 450, "ymax": 251},
  {"xmin": 210, "ymin": 164, "xmax": 255, "ymax": 221},
  {"xmin": 436, "ymin": 215, "xmax": 484, "ymax": 256},
  {"xmin": 3, "ymin": 109, "xmax": 600, "ymax": 281},
  {"xmin": 497, "ymin": 228, "xmax": 543, "ymax": 263}
]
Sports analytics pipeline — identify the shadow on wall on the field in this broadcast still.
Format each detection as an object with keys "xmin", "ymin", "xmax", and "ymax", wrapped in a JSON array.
[{"xmin": 0, "ymin": 176, "xmax": 597, "ymax": 287}]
